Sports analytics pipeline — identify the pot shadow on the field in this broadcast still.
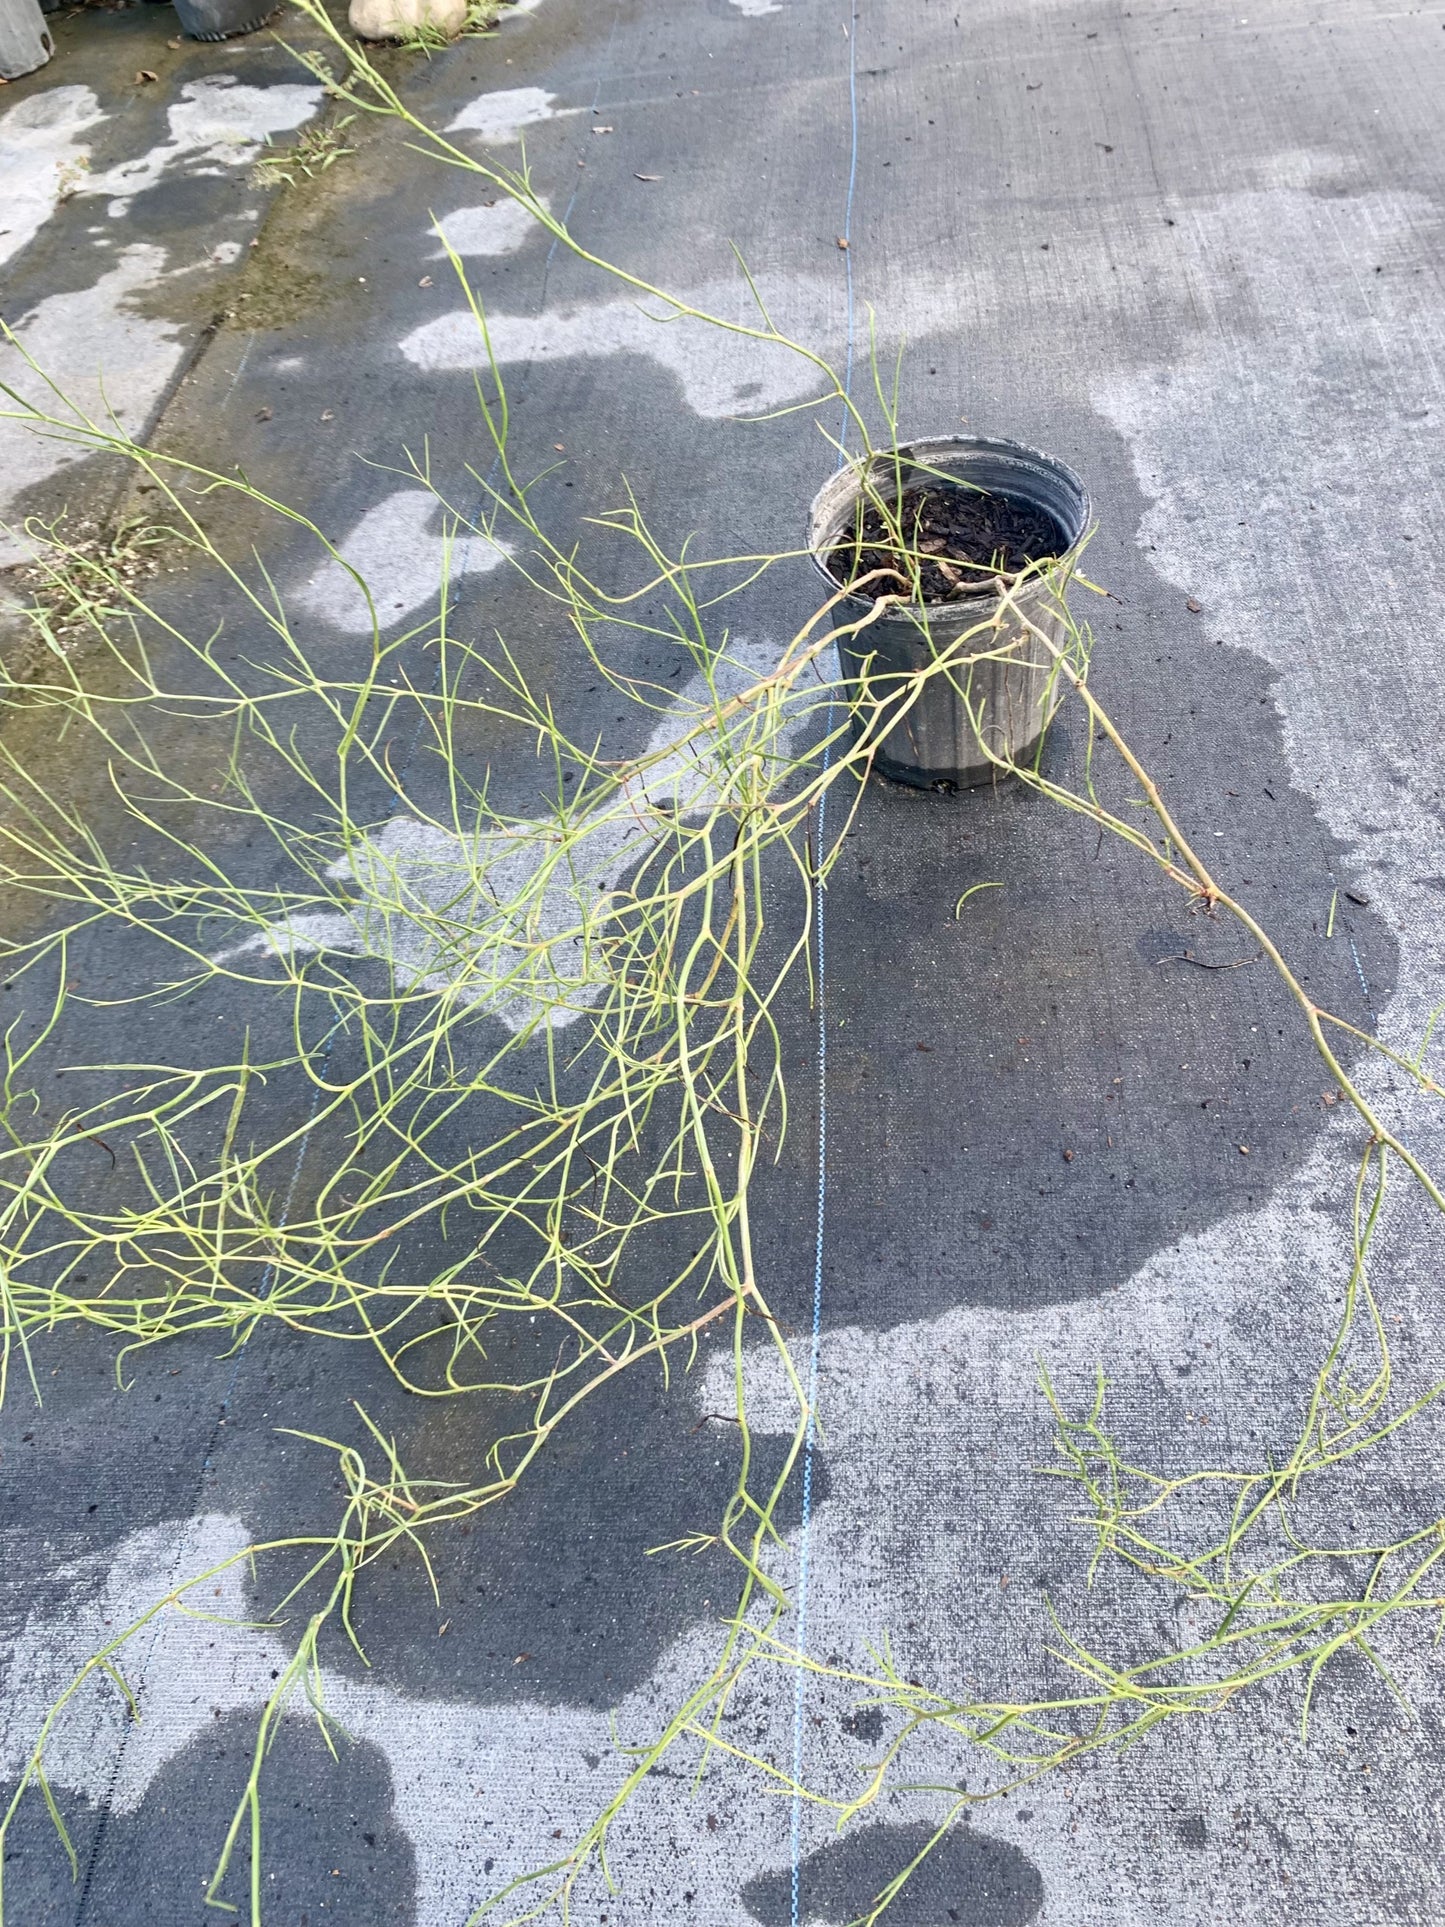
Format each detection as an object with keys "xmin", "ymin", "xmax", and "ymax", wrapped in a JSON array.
[{"xmin": 747, "ymin": 617, "xmax": 1398, "ymax": 1330}]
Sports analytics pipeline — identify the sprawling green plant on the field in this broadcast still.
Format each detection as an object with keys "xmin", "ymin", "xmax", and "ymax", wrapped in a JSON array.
[{"xmin": 1, "ymin": 24, "xmax": 1442, "ymax": 1924}]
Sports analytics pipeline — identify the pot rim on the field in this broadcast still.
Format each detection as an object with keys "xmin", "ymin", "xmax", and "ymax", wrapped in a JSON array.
[{"xmin": 807, "ymin": 433, "xmax": 1092, "ymax": 623}]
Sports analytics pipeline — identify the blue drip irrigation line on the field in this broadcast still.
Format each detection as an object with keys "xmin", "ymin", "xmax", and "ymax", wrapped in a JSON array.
[
  {"xmin": 790, "ymin": 10, "xmax": 859, "ymax": 1921},
  {"xmin": 1324, "ymin": 870, "xmax": 1372, "ymax": 1010}
]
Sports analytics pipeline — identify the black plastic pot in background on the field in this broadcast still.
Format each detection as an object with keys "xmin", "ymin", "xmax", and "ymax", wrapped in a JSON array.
[
  {"xmin": 808, "ymin": 437, "xmax": 1091, "ymax": 792},
  {"xmin": 172, "ymin": 0, "xmax": 276, "ymax": 38}
]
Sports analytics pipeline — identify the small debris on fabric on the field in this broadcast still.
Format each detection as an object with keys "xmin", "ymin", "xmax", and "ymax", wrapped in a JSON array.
[
  {"xmin": 418, "ymin": 275, "xmax": 433, "ymax": 286},
  {"xmin": 634, "ymin": 173, "xmax": 661, "ymax": 181},
  {"xmin": 1186, "ymin": 596, "xmax": 1203, "ymax": 612},
  {"xmin": 514, "ymin": 1652, "xmax": 531, "ymax": 1663},
  {"xmin": 1322, "ymin": 1090, "xmax": 1340, "ymax": 1106},
  {"xmin": 836, "ymin": 236, "xmax": 849, "ymax": 250},
  {"xmin": 553, "ymin": 443, "xmax": 565, "ymax": 451},
  {"xmin": 1237, "ymin": 1144, "xmax": 1250, "ymax": 1155},
  {"xmin": 255, "ymin": 406, "xmax": 272, "ymax": 422},
  {"xmin": 915, "ymin": 1042, "xmax": 932, "ymax": 1052},
  {"xmin": 1158, "ymin": 946, "xmax": 1258, "ymax": 971},
  {"xmin": 320, "ymin": 409, "xmax": 334, "ymax": 421},
  {"xmin": 591, "ymin": 125, "xmax": 614, "ymax": 134},
  {"xmin": 1062, "ymin": 1149, "xmax": 1074, "ymax": 1162},
  {"xmin": 1097, "ymin": 141, "xmax": 1113, "ymax": 151},
  {"xmin": 1345, "ymin": 889, "xmax": 1370, "ymax": 906}
]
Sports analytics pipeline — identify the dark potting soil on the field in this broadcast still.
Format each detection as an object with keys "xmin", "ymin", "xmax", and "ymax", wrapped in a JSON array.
[{"xmin": 827, "ymin": 484, "xmax": 1065, "ymax": 604}]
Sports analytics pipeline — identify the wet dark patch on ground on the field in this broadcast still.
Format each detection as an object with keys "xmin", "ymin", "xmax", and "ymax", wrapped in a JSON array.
[
  {"xmin": 253, "ymin": 1344, "xmax": 825, "ymax": 1704},
  {"xmin": 744, "ymin": 1821, "xmax": 1044, "ymax": 1927},
  {"xmin": 0, "ymin": 1711, "xmax": 415, "ymax": 1927},
  {"xmin": 751, "ymin": 450, "xmax": 1398, "ymax": 1327}
]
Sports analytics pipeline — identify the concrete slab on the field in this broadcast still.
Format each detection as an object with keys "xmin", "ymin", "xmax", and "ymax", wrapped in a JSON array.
[{"xmin": 2, "ymin": 2, "xmax": 1445, "ymax": 1925}]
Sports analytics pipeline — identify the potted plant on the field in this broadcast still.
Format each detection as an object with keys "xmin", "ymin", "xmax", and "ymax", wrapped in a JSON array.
[
  {"xmin": 171, "ymin": 0, "xmax": 278, "ymax": 39},
  {"xmin": 808, "ymin": 436, "xmax": 1091, "ymax": 791}
]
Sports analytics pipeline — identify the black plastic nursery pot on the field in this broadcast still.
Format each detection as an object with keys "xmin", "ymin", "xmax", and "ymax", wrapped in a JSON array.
[
  {"xmin": 808, "ymin": 436, "xmax": 1091, "ymax": 792},
  {"xmin": 171, "ymin": 0, "xmax": 276, "ymax": 38}
]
